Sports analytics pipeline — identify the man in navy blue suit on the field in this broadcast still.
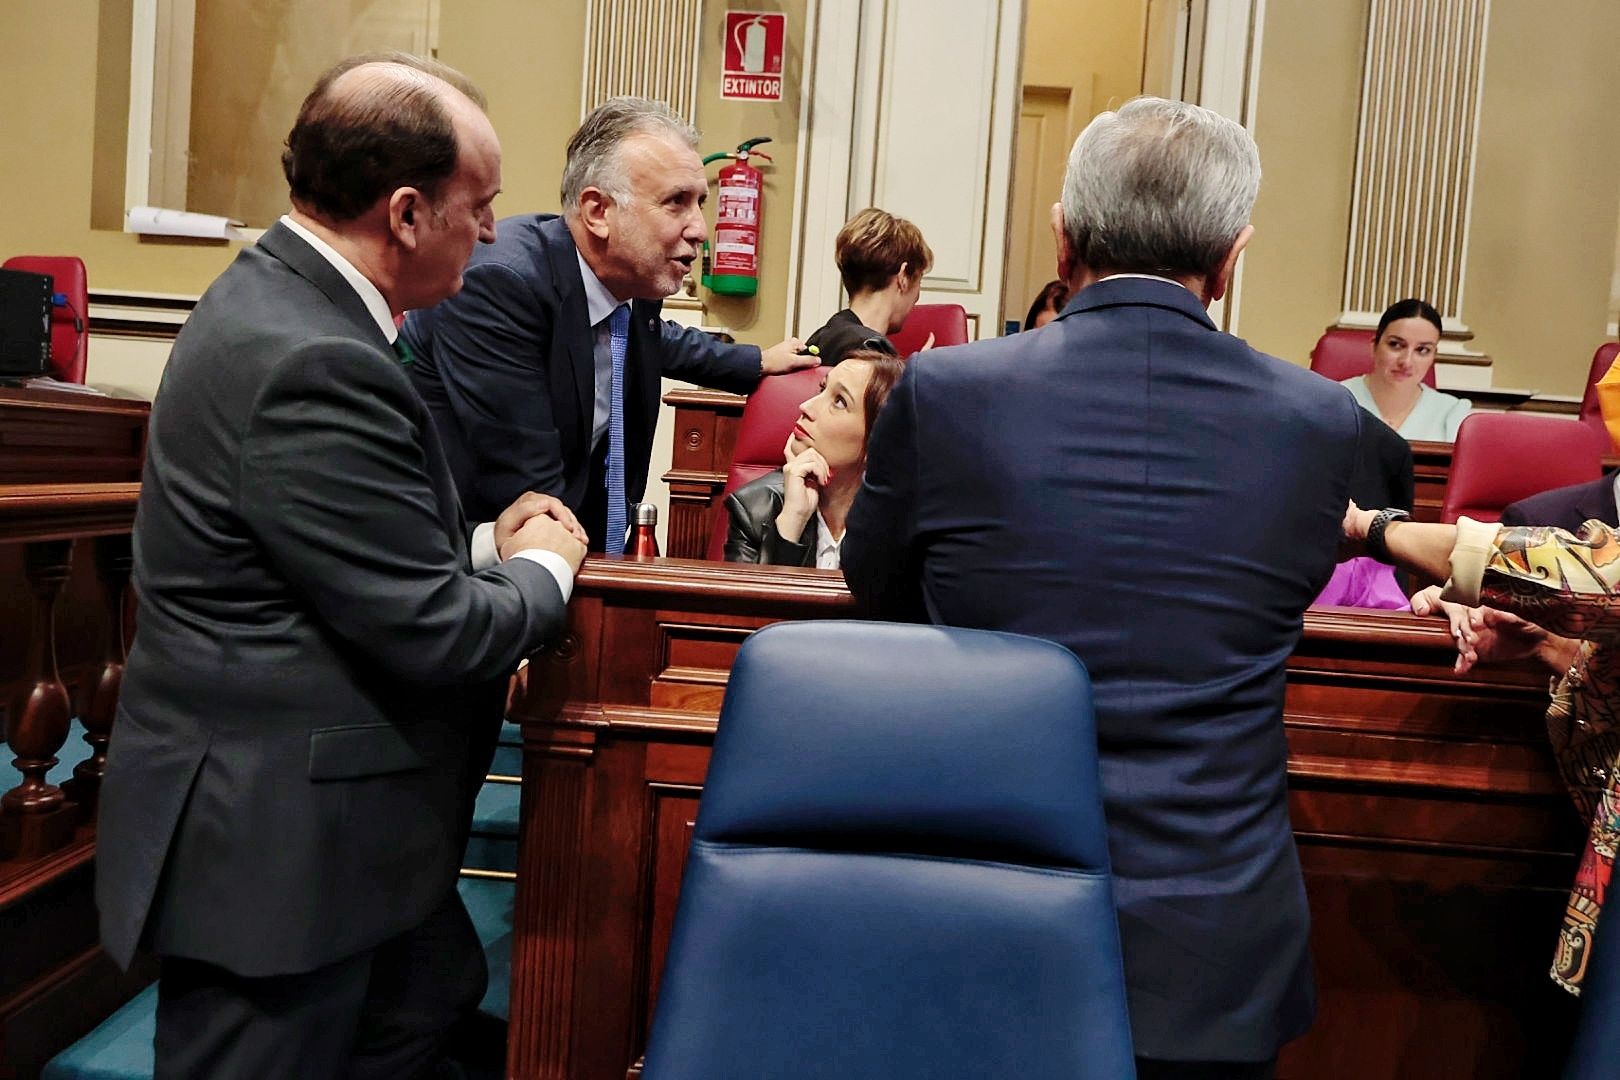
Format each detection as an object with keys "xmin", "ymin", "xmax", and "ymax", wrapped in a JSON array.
[
  {"xmin": 402, "ymin": 97, "xmax": 816, "ymax": 552},
  {"xmin": 844, "ymin": 97, "xmax": 1365, "ymax": 1079}
]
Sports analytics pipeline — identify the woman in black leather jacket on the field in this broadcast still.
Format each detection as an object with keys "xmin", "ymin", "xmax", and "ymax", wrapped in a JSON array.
[{"xmin": 724, "ymin": 348, "xmax": 907, "ymax": 568}]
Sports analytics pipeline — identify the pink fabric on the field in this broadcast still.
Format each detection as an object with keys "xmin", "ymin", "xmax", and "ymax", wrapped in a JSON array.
[{"xmin": 1314, "ymin": 557, "xmax": 1408, "ymax": 610}]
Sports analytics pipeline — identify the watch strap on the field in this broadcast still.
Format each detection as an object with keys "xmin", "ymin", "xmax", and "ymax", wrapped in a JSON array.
[{"xmin": 1366, "ymin": 507, "xmax": 1411, "ymax": 564}]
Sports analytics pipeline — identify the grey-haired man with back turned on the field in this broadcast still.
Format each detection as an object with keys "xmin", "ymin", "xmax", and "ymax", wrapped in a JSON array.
[{"xmin": 846, "ymin": 97, "xmax": 1367, "ymax": 1079}]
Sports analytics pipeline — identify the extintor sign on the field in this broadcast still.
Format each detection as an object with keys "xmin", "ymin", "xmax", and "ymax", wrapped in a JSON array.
[{"xmin": 721, "ymin": 12, "xmax": 786, "ymax": 101}]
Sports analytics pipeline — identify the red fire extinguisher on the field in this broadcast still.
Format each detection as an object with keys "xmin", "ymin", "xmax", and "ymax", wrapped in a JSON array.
[{"xmin": 701, "ymin": 137, "xmax": 772, "ymax": 298}]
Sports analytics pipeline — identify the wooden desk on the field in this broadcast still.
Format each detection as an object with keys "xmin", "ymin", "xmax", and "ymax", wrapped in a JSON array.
[
  {"xmin": 0, "ymin": 387, "xmax": 149, "ymax": 486},
  {"xmin": 507, "ymin": 560, "xmax": 1582, "ymax": 1078}
]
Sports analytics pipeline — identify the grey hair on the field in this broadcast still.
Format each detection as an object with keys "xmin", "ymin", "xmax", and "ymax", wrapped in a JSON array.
[
  {"xmin": 1060, "ymin": 96, "xmax": 1261, "ymax": 277},
  {"xmin": 560, "ymin": 97, "xmax": 700, "ymax": 216}
]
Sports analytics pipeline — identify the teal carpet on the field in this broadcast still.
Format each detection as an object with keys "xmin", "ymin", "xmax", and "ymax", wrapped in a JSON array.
[
  {"xmin": 0, "ymin": 716, "xmax": 96, "ymax": 796},
  {"xmin": 42, "ymin": 725, "xmax": 524, "ymax": 1080}
]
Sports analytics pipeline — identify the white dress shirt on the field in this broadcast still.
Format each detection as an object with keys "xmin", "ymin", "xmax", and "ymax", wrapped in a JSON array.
[
  {"xmin": 279, "ymin": 215, "xmax": 573, "ymax": 600},
  {"xmin": 813, "ymin": 512, "xmax": 843, "ymax": 570}
]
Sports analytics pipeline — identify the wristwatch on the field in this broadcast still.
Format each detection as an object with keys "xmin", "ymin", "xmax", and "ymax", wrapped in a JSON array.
[{"xmin": 1366, "ymin": 507, "xmax": 1411, "ymax": 564}]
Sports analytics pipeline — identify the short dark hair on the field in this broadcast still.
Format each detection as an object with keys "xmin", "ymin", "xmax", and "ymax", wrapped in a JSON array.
[
  {"xmin": 281, "ymin": 52, "xmax": 488, "ymax": 222},
  {"xmin": 1023, "ymin": 280, "xmax": 1070, "ymax": 330},
  {"xmin": 841, "ymin": 347, "xmax": 908, "ymax": 447},
  {"xmin": 1375, "ymin": 298, "xmax": 1443, "ymax": 341},
  {"xmin": 835, "ymin": 209, "xmax": 933, "ymax": 296}
]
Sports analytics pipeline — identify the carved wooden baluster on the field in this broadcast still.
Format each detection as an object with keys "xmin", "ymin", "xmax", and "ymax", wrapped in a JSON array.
[
  {"xmin": 64, "ymin": 534, "xmax": 133, "ymax": 818},
  {"xmin": 1, "ymin": 539, "xmax": 76, "ymax": 858}
]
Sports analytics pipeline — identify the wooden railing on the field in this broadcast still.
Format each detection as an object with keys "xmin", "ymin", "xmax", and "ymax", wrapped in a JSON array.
[
  {"xmin": 0, "ymin": 387, "xmax": 151, "ymax": 1077},
  {"xmin": 507, "ymin": 557, "xmax": 1582, "ymax": 1079},
  {"xmin": 0, "ymin": 484, "xmax": 139, "ymax": 863}
]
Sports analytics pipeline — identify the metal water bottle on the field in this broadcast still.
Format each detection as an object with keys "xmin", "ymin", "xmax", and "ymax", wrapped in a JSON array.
[{"xmin": 630, "ymin": 502, "xmax": 660, "ymax": 559}]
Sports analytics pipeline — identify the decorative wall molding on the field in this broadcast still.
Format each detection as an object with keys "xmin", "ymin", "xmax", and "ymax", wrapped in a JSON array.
[
  {"xmin": 1341, "ymin": 0, "xmax": 1491, "ymax": 334},
  {"xmin": 580, "ymin": 0, "xmax": 705, "ymax": 123},
  {"xmin": 1193, "ymin": 0, "xmax": 1266, "ymax": 335},
  {"xmin": 793, "ymin": 0, "xmax": 1022, "ymax": 340}
]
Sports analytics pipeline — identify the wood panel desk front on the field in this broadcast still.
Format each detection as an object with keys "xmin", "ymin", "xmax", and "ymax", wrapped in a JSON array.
[{"xmin": 508, "ymin": 559, "xmax": 1582, "ymax": 1079}]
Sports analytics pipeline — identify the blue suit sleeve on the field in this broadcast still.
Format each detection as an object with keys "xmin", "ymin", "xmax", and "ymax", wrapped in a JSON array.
[{"xmin": 658, "ymin": 320, "xmax": 762, "ymax": 395}]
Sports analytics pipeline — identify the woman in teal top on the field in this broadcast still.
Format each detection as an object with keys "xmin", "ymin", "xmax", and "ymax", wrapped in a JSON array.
[{"xmin": 1341, "ymin": 298, "xmax": 1472, "ymax": 441}]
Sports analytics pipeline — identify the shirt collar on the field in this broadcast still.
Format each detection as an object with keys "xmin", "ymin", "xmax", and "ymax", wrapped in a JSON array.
[
  {"xmin": 1100, "ymin": 272, "xmax": 1191, "ymax": 292},
  {"xmin": 279, "ymin": 215, "xmax": 397, "ymax": 343},
  {"xmin": 815, "ymin": 512, "xmax": 842, "ymax": 556},
  {"xmin": 575, "ymin": 250, "xmax": 626, "ymax": 327}
]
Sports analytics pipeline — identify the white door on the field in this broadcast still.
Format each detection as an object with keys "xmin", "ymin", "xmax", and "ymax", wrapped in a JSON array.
[{"xmin": 789, "ymin": 0, "xmax": 1027, "ymax": 343}]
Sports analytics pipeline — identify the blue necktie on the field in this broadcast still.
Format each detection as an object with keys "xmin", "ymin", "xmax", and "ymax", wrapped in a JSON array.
[{"xmin": 605, "ymin": 304, "xmax": 630, "ymax": 554}]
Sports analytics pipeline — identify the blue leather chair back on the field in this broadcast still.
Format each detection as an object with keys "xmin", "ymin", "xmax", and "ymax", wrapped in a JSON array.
[{"xmin": 642, "ymin": 621, "xmax": 1134, "ymax": 1079}]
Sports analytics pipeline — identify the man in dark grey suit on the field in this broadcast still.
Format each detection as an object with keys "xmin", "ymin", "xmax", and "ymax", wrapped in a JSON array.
[
  {"xmin": 96, "ymin": 54, "xmax": 585, "ymax": 1078},
  {"xmin": 844, "ymin": 98, "xmax": 1365, "ymax": 1079},
  {"xmin": 401, "ymin": 97, "xmax": 818, "ymax": 553}
]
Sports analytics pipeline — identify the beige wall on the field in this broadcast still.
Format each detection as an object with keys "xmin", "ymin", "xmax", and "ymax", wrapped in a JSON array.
[
  {"xmin": 1022, "ymin": 0, "xmax": 1148, "ymax": 124},
  {"xmin": 1242, "ymin": 0, "xmax": 1620, "ymax": 399},
  {"xmin": 17, "ymin": 1, "xmax": 1617, "ymax": 398},
  {"xmin": 3, "ymin": 0, "xmax": 801, "ymax": 352},
  {"xmin": 1464, "ymin": 0, "xmax": 1620, "ymax": 396},
  {"xmin": 188, "ymin": 0, "xmax": 442, "ymax": 226},
  {"xmin": 1240, "ymin": 0, "xmax": 1366, "ymax": 367},
  {"xmin": 1, "ymin": 1, "xmax": 237, "ymax": 298}
]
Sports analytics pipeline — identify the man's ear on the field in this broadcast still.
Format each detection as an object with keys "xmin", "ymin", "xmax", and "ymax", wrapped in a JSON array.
[
  {"xmin": 1050, "ymin": 201, "xmax": 1075, "ymax": 283},
  {"xmin": 389, "ymin": 188, "xmax": 424, "ymax": 250},
  {"xmin": 578, "ymin": 187, "xmax": 614, "ymax": 240},
  {"xmin": 1207, "ymin": 224, "xmax": 1255, "ymax": 303}
]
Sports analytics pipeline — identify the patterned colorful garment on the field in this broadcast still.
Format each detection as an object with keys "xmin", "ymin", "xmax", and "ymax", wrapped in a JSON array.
[{"xmin": 1469, "ymin": 521, "xmax": 1620, "ymax": 994}]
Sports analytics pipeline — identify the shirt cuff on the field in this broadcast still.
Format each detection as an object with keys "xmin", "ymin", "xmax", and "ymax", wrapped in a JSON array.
[
  {"xmin": 1439, "ymin": 515, "xmax": 1497, "ymax": 607},
  {"xmin": 511, "ymin": 549, "xmax": 575, "ymax": 604},
  {"xmin": 471, "ymin": 521, "xmax": 498, "ymax": 571}
]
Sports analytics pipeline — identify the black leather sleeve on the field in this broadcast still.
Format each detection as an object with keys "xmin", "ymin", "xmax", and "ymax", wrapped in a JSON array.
[{"xmin": 723, "ymin": 473, "xmax": 813, "ymax": 566}]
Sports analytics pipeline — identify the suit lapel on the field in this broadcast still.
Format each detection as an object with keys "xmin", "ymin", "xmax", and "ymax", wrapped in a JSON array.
[
  {"xmin": 540, "ymin": 218, "xmax": 598, "ymax": 446},
  {"xmin": 260, "ymin": 222, "xmax": 471, "ymax": 559},
  {"xmin": 257, "ymin": 222, "xmax": 392, "ymax": 354}
]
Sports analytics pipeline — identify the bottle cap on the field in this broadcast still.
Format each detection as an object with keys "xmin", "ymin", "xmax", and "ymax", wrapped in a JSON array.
[{"xmin": 634, "ymin": 502, "xmax": 658, "ymax": 526}]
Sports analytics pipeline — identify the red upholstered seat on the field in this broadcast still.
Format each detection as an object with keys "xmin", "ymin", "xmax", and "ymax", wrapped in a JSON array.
[
  {"xmin": 705, "ymin": 367, "xmax": 826, "ymax": 560},
  {"xmin": 1440, "ymin": 412, "xmax": 1606, "ymax": 524},
  {"xmin": 3, "ymin": 255, "xmax": 88, "ymax": 384},
  {"xmin": 1309, "ymin": 327, "xmax": 1436, "ymax": 389},
  {"xmin": 887, "ymin": 303, "xmax": 968, "ymax": 358},
  {"xmin": 1577, "ymin": 341, "xmax": 1619, "ymax": 449}
]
